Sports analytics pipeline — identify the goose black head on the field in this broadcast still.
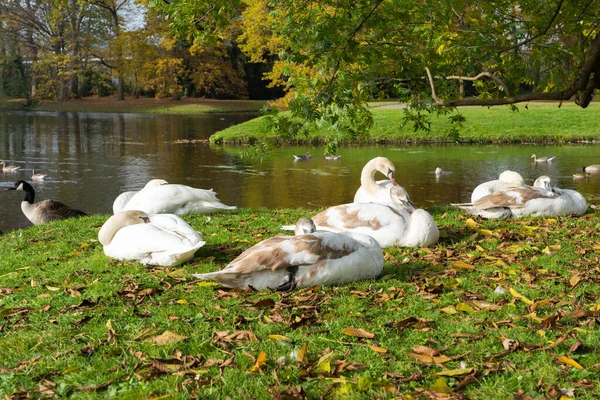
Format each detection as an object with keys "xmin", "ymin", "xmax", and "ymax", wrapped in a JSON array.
[{"xmin": 8, "ymin": 180, "xmax": 29, "ymax": 191}]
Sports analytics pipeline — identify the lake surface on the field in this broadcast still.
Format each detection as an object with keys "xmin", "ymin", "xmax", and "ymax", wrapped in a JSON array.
[{"xmin": 1, "ymin": 111, "xmax": 599, "ymax": 232}]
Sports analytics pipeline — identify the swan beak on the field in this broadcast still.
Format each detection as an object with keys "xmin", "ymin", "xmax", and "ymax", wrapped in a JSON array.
[
  {"xmin": 387, "ymin": 169, "xmax": 398, "ymax": 186},
  {"xmin": 140, "ymin": 216, "xmax": 150, "ymax": 223}
]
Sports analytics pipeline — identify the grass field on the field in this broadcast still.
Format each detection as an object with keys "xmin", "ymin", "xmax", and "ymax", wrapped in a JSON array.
[
  {"xmin": 1, "ymin": 207, "xmax": 599, "ymax": 399},
  {"xmin": 210, "ymin": 102, "xmax": 600, "ymax": 145}
]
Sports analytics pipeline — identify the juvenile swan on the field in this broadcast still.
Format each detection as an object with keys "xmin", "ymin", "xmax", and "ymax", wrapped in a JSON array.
[
  {"xmin": 354, "ymin": 157, "xmax": 415, "ymax": 208},
  {"xmin": 8, "ymin": 180, "xmax": 86, "ymax": 225},
  {"xmin": 99, "ymin": 210, "xmax": 205, "ymax": 266},
  {"xmin": 193, "ymin": 218, "xmax": 383, "ymax": 290}
]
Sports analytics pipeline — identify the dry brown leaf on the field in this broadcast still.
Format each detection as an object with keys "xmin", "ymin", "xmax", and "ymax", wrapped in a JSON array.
[
  {"xmin": 149, "ymin": 330, "xmax": 188, "ymax": 345},
  {"xmin": 296, "ymin": 343, "xmax": 307, "ymax": 363},
  {"xmin": 341, "ymin": 327, "xmax": 374, "ymax": 339},
  {"xmin": 451, "ymin": 261, "xmax": 475, "ymax": 271},
  {"xmin": 406, "ymin": 352, "xmax": 451, "ymax": 364},
  {"xmin": 412, "ymin": 346, "xmax": 441, "ymax": 357}
]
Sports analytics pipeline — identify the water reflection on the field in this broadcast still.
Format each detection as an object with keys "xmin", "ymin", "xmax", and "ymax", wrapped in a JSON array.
[{"xmin": 1, "ymin": 110, "xmax": 600, "ymax": 232}]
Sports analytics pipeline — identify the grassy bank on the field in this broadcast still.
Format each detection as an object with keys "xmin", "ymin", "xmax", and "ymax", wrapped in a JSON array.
[
  {"xmin": 1, "ymin": 207, "xmax": 599, "ymax": 398},
  {"xmin": 210, "ymin": 102, "xmax": 600, "ymax": 145},
  {"xmin": 0, "ymin": 97, "xmax": 267, "ymax": 114}
]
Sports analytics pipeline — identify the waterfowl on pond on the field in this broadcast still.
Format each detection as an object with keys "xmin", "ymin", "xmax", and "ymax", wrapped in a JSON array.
[
  {"xmin": 0, "ymin": 161, "xmax": 21, "ymax": 172},
  {"xmin": 293, "ymin": 152, "xmax": 312, "ymax": 160},
  {"xmin": 282, "ymin": 186, "xmax": 438, "ymax": 248},
  {"xmin": 573, "ymin": 173, "xmax": 586, "ymax": 180},
  {"xmin": 531, "ymin": 154, "xmax": 555, "ymax": 163},
  {"xmin": 8, "ymin": 180, "xmax": 87, "ymax": 225},
  {"xmin": 192, "ymin": 218, "xmax": 384, "ymax": 290},
  {"xmin": 324, "ymin": 153, "xmax": 342, "ymax": 161},
  {"xmin": 31, "ymin": 170, "xmax": 47, "ymax": 181},
  {"xmin": 116, "ymin": 179, "xmax": 236, "ymax": 216},
  {"xmin": 470, "ymin": 170, "xmax": 525, "ymax": 203},
  {"xmin": 99, "ymin": 210, "xmax": 205, "ymax": 267},
  {"xmin": 583, "ymin": 164, "xmax": 600, "ymax": 174},
  {"xmin": 435, "ymin": 166, "xmax": 443, "ymax": 175},
  {"xmin": 456, "ymin": 176, "xmax": 587, "ymax": 219},
  {"xmin": 353, "ymin": 157, "xmax": 416, "ymax": 208}
]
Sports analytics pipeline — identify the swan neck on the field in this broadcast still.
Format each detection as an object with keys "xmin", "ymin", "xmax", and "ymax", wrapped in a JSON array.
[{"xmin": 360, "ymin": 161, "xmax": 381, "ymax": 195}]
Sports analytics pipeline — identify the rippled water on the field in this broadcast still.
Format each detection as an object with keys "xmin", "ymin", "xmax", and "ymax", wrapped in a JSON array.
[{"xmin": 1, "ymin": 111, "xmax": 599, "ymax": 232}]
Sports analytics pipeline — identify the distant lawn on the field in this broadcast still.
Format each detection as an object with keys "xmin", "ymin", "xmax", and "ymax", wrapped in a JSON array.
[
  {"xmin": 210, "ymin": 102, "xmax": 600, "ymax": 144},
  {"xmin": 0, "ymin": 97, "xmax": 266, "ymax": 114}
]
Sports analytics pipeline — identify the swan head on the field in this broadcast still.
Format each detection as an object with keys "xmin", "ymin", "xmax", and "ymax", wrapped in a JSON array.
[
  {"xmin": 533, "ymin": 175, "xmax": 553, "ymax": 190},
  {"xmin": 144, "ymin": 179, "xmax": 169, "ymax": 188},
  {"xmin": 498, "ymin": 170, "xmax": 524, "ymax": 185},
  {"xmin": 389, "ymin": 185, "xmax": 416, "ymax": 213},
  {"xmin": 294, "ymin": 218, "xmax": 316, "ymax": 236},
  {"xmin": 99, "ymin": 210, "xmax": 150, "ymax": 246},
  {"xmin": 530, "ymin": 154, "xmax": 536, "ymax": 159},
  {"xmin": 368, "ymin": 157, "xmax": 397, "ymax": 185}
]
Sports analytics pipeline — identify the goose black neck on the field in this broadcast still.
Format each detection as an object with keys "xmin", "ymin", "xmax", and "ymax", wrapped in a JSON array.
[{"xmin": 21, "ymin": 181, "xmax": 35, "ymax": 204}]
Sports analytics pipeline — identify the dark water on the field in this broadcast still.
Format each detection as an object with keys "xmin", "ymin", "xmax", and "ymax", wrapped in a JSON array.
[{"xmin": 1, "ymin": 111, "xmax": 599, "ymax": 232}]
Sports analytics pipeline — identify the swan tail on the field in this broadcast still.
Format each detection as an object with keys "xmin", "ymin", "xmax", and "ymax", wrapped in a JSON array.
[{"xmin": 281, "ymin": 225, "xmax": 295, "ymax": 231}]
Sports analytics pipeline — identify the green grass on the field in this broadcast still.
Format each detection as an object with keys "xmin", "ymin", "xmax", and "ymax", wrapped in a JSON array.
[
  {"xmin": 210, "ymin": 102, "xmax": 600, "ymax": 144},
  {"xmin": 1, "ymin": 207, "xmax": 600, "ymax": 398}
]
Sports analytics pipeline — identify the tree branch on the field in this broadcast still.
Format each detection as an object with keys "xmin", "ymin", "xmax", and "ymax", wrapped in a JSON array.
[{"xmin": 446, "ymin": 72, "xmax": 511, "ymax": 97}]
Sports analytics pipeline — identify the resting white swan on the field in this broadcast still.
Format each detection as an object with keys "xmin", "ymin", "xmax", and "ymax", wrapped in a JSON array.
[
  {"xmin": 193, "ymin": 218, "xmax": 383, "ymax": 290},
  {"xmin": 99, "ymin": 210, "xmax": 205, "ymax": 266},
  {"xmin": 470, "ymin": 170, "xmax": 525, "ymax": 202},
  {"xmin": 457, "ymin": 176, "xmax": 587, "ymax": 219},
  {"xmin": 8, "ymin": 180, "xmax": 87, "ymax": 225},
  {"xmin": 283, "ymin": 187, "xmax": 438, "ymax": 248},
  {"xmin": 116, "ymin": 179, "xmax": 237, "ymax": 215},
  {"xmin": 354, "ymin": 157, "xmax": 416, "ymax": 208},
  {"xmin": 113, "ymin": 179, "xmax": 167, "ymax": 214}
]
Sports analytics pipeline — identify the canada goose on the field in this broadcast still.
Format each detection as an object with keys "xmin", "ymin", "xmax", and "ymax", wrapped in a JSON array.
[
  {"xmin": 8, "ymin": 180, "xmax": 87, "ymax": 225},
  {"xmin": 456, "ymin": 176, "xmax": 586, "ymax": 219},
  {"xmin": 31, "ymin": 170, "xmax": 47, "ymax": 181},
  {"xmin": 282, "ymin": 186, "xmax": 438, "ymax": 248},
  {"xmin": 112, "ymin": 179, "xmax": 169, "ymax": 214},
  {"xmin": 0, "ymin": 161, "xmax": 21, "ymax": 172},
  {"xmin": 470, "ymin": 170, "xmax": 525, "ymax": 202},
  {"xmin": 324, "ymin": 153, "xmax": 342, "ymax": 160},
  {"xmin": 583, "ymin": 165, "xmax": 600, "ymax": 174},
  {"xmin": 531, "ymin": 154, "xmax": 555, "ymax": 163},
  {"xmin": 354, "ymin": 157, "xmax": 416, "ymax": 209},
  {"xmin": 99, "ymin": 210, "xmax": 205, "ymax": 266},
  {"xmin": 117, "ymin": 179, "xmax": 236, "ymax": 216},
  {"xmin": 192, "ymin": 218, "xmax": 383, "ymax": 290},
  {"xmin": 293, "ymin": 152, "xmax": 312, "ymax": 160}
]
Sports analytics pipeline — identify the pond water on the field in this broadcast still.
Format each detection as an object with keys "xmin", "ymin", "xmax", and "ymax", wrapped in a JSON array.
[{"xmin": 1, "ymin": 111, "xmax": 599, "ymax": 232}]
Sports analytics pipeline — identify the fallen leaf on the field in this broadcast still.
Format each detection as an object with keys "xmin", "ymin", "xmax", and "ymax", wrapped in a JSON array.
[
  {"xmin": 296, "ymin": 343, "xmax": 307, "ymax": 363},
  {"xmin": 406, "ymin": 352, "xmax": 451, "ymax": 364},
  {"xmin": 557, "ymin": 356, "xmax": 584, "ymax": 370},
  {"xmin": 451, "ymin": 261, "xmax": 475, "ymax": 270},
  {"xmin": 412, "ymin": 346, "xmax": 441, "ymax": 357},
  {"xmin": 268, "ymin": 334, "xmax": 291, "ymax": 342},
  {"xmin": 341, "ymin": 328, "xmax": 374, "ymax": 339},
  {"xmin": 149, "ymin": 331, "xmax": 188, "ymax": 345},
  {"xmin": 431, "ymin": 377, "xmax": 453, "ymax": 393},
  {"xmin": 509, "ymin": 288, "xmax": 534, "ymax": 305},
  {"xmin": 456, "ymin": 303, "xmax": 475, "ymax": 313},
  {"xmin": 369, "ymin": 345, "xmax": 387, "ymax": 354},
  {"xmin": 250, "ymin": 351, "xmax": 267, "ymax": 372},
  {"xmin": 433, "ymin": 367, "xmax": 474, "ymax": 377},
  {"xmin": 440, "ymin": 306, "xmax": 458, "ymax": 314},
  {"xmin": 465, "ymin": 218, "xmax": 478, "ymax": 228},
  {"xmin": 569, "ymin": 275, "xmax": 581, "ymax": 288}
]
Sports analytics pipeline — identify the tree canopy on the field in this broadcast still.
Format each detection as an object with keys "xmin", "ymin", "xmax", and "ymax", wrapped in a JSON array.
[{"xmin": 150, "ymin": 0, "xmax": 600, "ymax": 141}]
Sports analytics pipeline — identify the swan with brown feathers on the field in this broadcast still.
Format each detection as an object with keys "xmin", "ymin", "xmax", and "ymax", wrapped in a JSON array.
[
  {"xmin": 193, "ymin": 218, "xmax": 383, "ymax": 290},
  {"xmin": 470, "ymin": 170, "xmax": 525, "ymax": 202}
]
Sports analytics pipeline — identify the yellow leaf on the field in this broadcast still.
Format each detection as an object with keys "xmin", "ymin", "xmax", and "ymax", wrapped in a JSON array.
[
  {"xmin": 570, "ymin": 275, "xmax": 581, "ymax": 287},
  {"xmin": 465, "ymin": 218, "xmax": 478, "ymax": 228},
  {"xmin": 196, "ymin": 281, "xmax": 218, "ymax": 287},
  {"xmin": 509, "ymin": 288, "xmax": 534, "ymax": 305},
  {"xmin": 475, "ymin": 245, "xmax": 485, "ymax": 252},
  {"xmin": 341, "ymin": 327, "xmax": 374, "ymax": 338},
  {"xmin": 316, "ymin": 360, "xmax": 331, "ymax": 372},
  {"xmin": 434, "ymin": 367, "xmax": 474, "ymax": 377},
  {"xmin": 440, "ymin": 306, "xmax": 457, "ymax": 314},
  {"xmin": 431, "ymin": 377, "xmax": 453, "ymax": 393},
  {"xmin": 46, "ymin": 286, "xmax": 60, "ymax": 291},
  {"xmin": 250, "ymin": 351, "xmax": 267, "ymax": 372},
  {"xmin": 79, "ymin": 242, "xmax": 89, "ymax": 249},
  {"xmin": 456, "ymin": 303, "xmax": 474, "ymax": 313},
  {"xmin": 369, "ymin": 345, "xmax": 387, "ymax": 353},
  {"xmin": 296, "ymin": 343, "xmax": 307, "ymax": 363},
  {"xmin": 268, "ymin": 334, "xmax": 291, "ymax": 342},
  {"xmin": 176, "ymin": 299, "xmax": 188, "ymax": 305},
  {"xmin": 149, "ymin": 330, "xmax": 188, "ymax": 345},
  {"xmin": 477, "ymin": 229, "xmax": 494, "ymax": 236},
  {"xmin": 541, "ymin": 246, "xmax": 551, "ymax": 255},
  {"xmin": 406, "ymin": 352, "xmax": 451, "ymax": 364},
  {"xmin": 451, "ymin": 261, "xmax": 475, "ymax": 270},
  {"xmin": 557, "ymin": 356, "xmax": 584, "ymax": 370}
]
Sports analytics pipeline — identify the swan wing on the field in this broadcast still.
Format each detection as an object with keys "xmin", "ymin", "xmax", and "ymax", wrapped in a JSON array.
[{"xmin": 473, "ymin": 187, "xmax": 555, "ymax": 209}]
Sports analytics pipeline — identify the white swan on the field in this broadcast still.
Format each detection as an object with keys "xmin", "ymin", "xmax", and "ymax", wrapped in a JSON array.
[
  {"xmin": 283, "ymin": 187, "xmax": 438, "ymax": 248},
  {"xmin": 531, "ymin": 154, "xmax": 555, "ymax": 163},
  {"xmin": 354, "ymin": 157, "xmax": 415, "ymax": 208},
  {"xmin": 470, "ymin": 170, "xmax": 525, "ymax": 202},
  {"xmin": 192, "ymin": 218, "xmax": 383, "ymax": 290},
  {"xmin": 116, "ymin": 179, "xmax": 237, "ymax": 215},
  {"xmin": 457, "ymin": 176, "xmax": 587, "ymax": 219},
  {"xmin": 8, "ymin": 180, "xmax": 86, "ymax": 225},
  {"xmin": 0, "ymin": 161, "xmax": 20, "ymax": 172},
  {"xmin": 31, "ymin": 170, "xmax": 47, "ymax": 181},
  {"xmin": 99, "ymin": 210, "xmax": 205, "ymax": 267},
  {"xmin": 113, "ymin": 179, "xmax": 167, "ymax": 214},
  {"xmin": 435, "ymin": 166, "xmax": 443, "ymax": 176}
]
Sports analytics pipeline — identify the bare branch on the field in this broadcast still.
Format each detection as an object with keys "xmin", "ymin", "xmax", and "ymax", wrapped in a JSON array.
[
  {"xmin": 425, "ymin": 67, "xmax": 440, "ymax": 104},
  {"xmin": 446, "ymin": 72, "xmax": 511, "ymax": 97}
]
